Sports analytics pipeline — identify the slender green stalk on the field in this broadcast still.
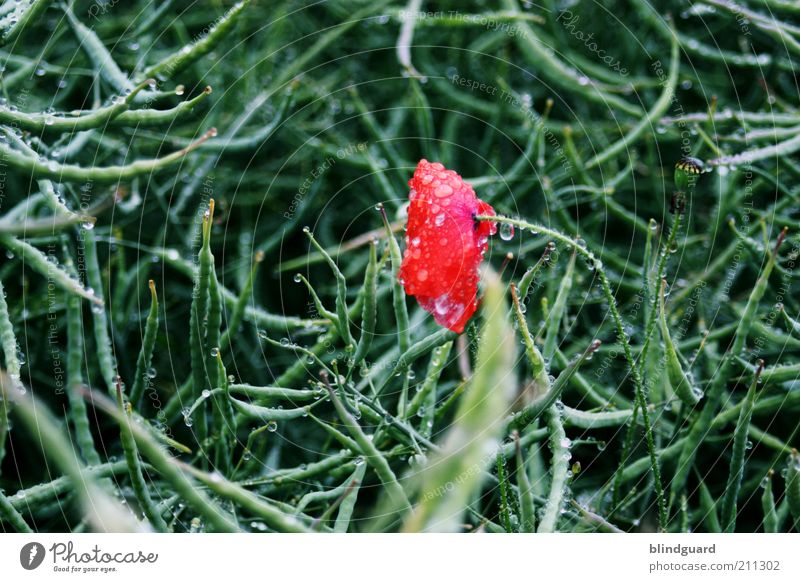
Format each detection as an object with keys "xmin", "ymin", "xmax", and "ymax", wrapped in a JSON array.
[
  {"xmin": 377, "ymin": 328, "xmax": 457, "ymax": 396},
  {"xmin": 142, "ymin": 1, "xmax": 252, "ymax": 80},
  {"xmin": 562, "ymin": 406, "xmax": 633, "ymax": 429},
  {"xmin": 720, "ymin": 361, "xmax": 764, "ymax": 531},
  {"xmin": 219, "ymin": 251, "xmax": 263, "ymax": 351},
  {"xmin": 514, "ymin": 432, "xmax": 536, "ymax": 533},
  {"xmin": 294, "ymin": 273, "xmax": 336, "ymax": 322},
  {"xmin": 353, "ymin": 239, "xmax": 378, "ymax": 366},
  {"xmin": 112, "ymin": 87, "xmax": 213, "ymax": 127},
  {"xmin": 334, "ymin": 463, "xmax": 368, "ymax": 532},
  {"xmin": 496, "ymin": 455, "xmax": 514, "ymax": 532},
  {"xmin": 189, "ymin": 200, "xmax": 215, "ymax": 446},
  {"xmin": 303, "ymin": 227, "xmax": 354, "ymax": 349},
  {"xmin": 3, "ymin": 461, "xmax": 132, "ymax": 511},
  {"xmin": 84, "ymin": 229, "xmax": 117, "ymax": 393},
  {"xmin": 229, "ymin": 384, "xmax": 324, "ymax": 401},
  {"xmin": 697, "ymin": 479, "xmax": 721, "ymax": 533},
  {"xmin": 570, "ymin": 501, "xmax": 624, "ymax": 533},
  {"xmin": 0, "ymin": 0, "xmax": 52, "ymax": 46},
  {"xmin": 542, "ymin": 250, "xmax": 576, "ymax": 362},
  {"xmin": 130, "ymin": 280, "xmax": 159, "ymax": 407},
  {"xmin": 761, "ymin": 470, "xmax": 779, "ymax": 533},
  {"xmin": 206, "ymin": 263, "xmax": 223, "ymax": 358},
  {"xmin": 0, "ymin": 78, "xmax": 150, "ymax": 132},
  {"xmin": 0, "ymin": 278, "xmax": 18, "ymax": 470},
  {"xmin": 0, "ymin": 489, "xmax": 33, "ymax": 532},
  {"xmin": 66, "ymin": 289, "xmax": 101, "ymax": 465},
  {"xmin": 0, "ymin": 234, "xmax": 102, "ymax": 305},
  {"xmin": 510, "ymin": 339, "xmax": 602, "ymax": 428},
  {"xmin": 658, "ymin": 278, "xmax": 701, "ymax": 405},
  {"xmin": 65, "ymin": 4, "xmax": 133, "ymax": 92},
  {"xmin": 510, "ymin": 283, "xmax": 550, "ymax": 397},
  {"xmin": 228, "ymin": 398, "xmax": 314, "ymax": 421},
  {"xmin": 0, "ymin": 128, "xmax": 216, "ymax": 183},
  {"xmin": 538, "ymin": 405, "xmax": 570, "ymax": 533},
  {"xmin": 0, "ymin": 279, "xmax": 22, "ymax": 387},
  {"xmin": 787, "ymin": 449, "xmax": 800, "ymax": 530},
  {"xmin": 405, "ymin": 341, "xmax": 452, "ymax": 420},
  {"xmin": 179, "ymin": 462, "xmax": 311, "ymax": 533},
  {"xmin": 379, "ymin": 204, "xmax": 410, "ymax": 353},
  {"xmin": 115, "ymin": 381, "xmax": 169, "ymax": 531}
]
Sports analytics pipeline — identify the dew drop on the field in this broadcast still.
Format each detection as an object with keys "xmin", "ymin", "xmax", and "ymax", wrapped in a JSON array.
[
  {"xmin": 499, "ymin": 223, "xmax": 515, "ymax": 241},
  {"xmin": 434, "ymin": 184, "xmax": 453, "ymax": 198},
  {"xmin": 434, "ymin": 294, "xmax": 450, "ymax": 315}
]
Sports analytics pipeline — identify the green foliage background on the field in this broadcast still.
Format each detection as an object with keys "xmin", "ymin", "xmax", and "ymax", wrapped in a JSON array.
[{"xmin": 0, "ymin": 0, "xmax": 799, "ymax": 533}]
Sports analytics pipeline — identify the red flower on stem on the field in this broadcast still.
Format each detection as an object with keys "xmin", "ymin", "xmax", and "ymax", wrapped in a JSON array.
[{"xmin": 399, "ymin": 159, "xmax": 497, "ymax": 333}]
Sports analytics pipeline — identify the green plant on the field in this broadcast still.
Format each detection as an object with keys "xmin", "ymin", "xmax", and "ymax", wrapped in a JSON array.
[{"xmin": 0, "ymin": 0, "xmax": 798, "ymax": 534}]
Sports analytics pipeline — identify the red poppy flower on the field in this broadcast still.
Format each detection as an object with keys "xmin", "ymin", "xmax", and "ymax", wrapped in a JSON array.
[{"xmin": 399, "ymin": 159, "xmax": 497, "ymax": 333}]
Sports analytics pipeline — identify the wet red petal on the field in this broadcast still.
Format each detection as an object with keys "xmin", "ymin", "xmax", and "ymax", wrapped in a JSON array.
[{"xmin": 398, "ymin": 159, "xmax": 496, "ymax": 333}]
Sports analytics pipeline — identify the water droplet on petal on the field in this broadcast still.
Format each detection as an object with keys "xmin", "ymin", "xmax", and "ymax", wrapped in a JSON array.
[{"xmin": 434, "ymin": 184, "xmax": 453, "ymax": 198}]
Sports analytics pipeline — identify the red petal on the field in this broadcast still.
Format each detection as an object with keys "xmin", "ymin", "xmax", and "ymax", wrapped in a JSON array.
[{"xmin": 398, "ymin": 160, "xmax": 496, "ymax": 333}]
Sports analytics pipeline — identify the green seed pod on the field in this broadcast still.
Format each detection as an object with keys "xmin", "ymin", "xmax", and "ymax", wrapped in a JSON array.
[
  {"xmin": 129, "ymin": 280, "xmax": 160, "ymax": 408},
  {"xmin": 658, "ymin": 279, "xmax": 702, "ymax": 405},
  {"xmin": 761, "ymin": 470, "xmax": 778, "ymax": 533},
  {"xmin": 353, "ymin": 239, "xmax": 378, "ymax": 367}
]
